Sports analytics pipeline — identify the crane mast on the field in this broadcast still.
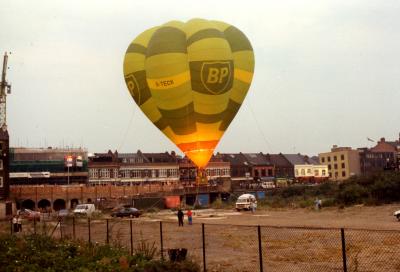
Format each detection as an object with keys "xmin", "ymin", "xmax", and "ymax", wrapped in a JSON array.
[{"xmin": 0, "ymin": 52, "xmax": 11, "ymax": 131}]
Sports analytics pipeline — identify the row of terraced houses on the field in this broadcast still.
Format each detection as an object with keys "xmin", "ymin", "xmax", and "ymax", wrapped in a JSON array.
[{"xmin": 6, "ymin": 133, "xmax": 400, "ymax": 187}]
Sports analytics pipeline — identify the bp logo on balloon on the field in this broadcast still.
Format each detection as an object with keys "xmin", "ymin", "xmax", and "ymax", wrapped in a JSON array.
[{"xmin": 200, "ymin": 61, "xmax": 233, "ymax": 95}]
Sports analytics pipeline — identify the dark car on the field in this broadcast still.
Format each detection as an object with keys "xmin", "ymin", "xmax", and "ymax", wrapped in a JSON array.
[{"xmin": 111, "ymin": 207, "xmax": 142, "ymax": 218}]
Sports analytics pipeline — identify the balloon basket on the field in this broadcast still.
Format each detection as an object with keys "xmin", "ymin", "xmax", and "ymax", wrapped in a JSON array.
[{"xmin": 196, "ymin": 168, "xmax": 208, "ymax": 185}]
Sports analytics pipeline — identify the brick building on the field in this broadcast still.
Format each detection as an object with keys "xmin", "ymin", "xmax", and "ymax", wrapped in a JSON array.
[{"xmin": 358, "ymin": 136, "xmax": 400, "ymax": 174}]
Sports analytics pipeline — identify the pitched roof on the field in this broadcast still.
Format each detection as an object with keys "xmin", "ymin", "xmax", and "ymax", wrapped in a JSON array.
[
  {"xmin": 242, "ymin": 153, "xmax": 271, "ymax": 165},
  {"xmin": 266, "ymin": 153, "xmax": 292, "ymax": 167},
  {"xmin": 220, "ymin": 153, "xmax": 249, "ymax": 166},
  {"xmin": 142, "ymin": 151, "xmax": 178, "ymax": 163},
  {"xmin": 307, "ymin": 156, "xmax": 320, "ymax": 165},
  {"xmin": 118, "ymin": 152, "xmax": 149, "ymax": 163},
  {"xmin": 283, "ymin": 154, "xmax": 308, "ymax": 165}
]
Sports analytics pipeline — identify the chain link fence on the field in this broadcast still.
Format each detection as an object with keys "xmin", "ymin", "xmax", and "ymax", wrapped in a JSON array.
[{"xmin": 1, "ymin": 218, "xmax": 400, "ymax": 272}]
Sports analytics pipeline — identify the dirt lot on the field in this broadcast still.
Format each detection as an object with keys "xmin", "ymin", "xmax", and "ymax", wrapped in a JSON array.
[
  {"xmin": 84, "ymin": 204, "xmax": 400, "ymax": 271},
  {"xmin": 146, "ymin": 203, "xmax": 400, "ymax": 230},
  {"xmin": 3, "ymin": 204, "xmax": 400, "ymax": 272}
]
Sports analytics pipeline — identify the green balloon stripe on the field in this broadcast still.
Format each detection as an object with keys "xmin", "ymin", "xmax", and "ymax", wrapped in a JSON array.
[
  {"xmin": 186, "ymin": 28, "xmax": 224, "ymax": 47},
  {"xmin": 219, "ymin": 99, "xmax": 242, "ymax": 131},
  {"xmin": 146, "ymin": 27, "xmax": 187, "ymax": 58},
  {"xmin": 126, "ymin": 43, "xmax": 147, "ymax": 55},
  {"xmin": 224, "ymin": 26, "xmax": 253, "ymax": 52}
]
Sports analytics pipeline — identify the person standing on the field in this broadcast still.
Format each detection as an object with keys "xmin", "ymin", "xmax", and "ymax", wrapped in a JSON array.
[
  {"xmin": 12, "ymin": 216, "xmax": 18, "ymax": 233},
  {"xmin": 177, "ymin": 209, "xmax": 184, "ymax": 227},
  {"xmin": 187, "ymin": 209, "xmax": 193, "ymax": 225},
  {"xmin": 17, "ymin": 215, "xmax": 22, "ymax": 233}
]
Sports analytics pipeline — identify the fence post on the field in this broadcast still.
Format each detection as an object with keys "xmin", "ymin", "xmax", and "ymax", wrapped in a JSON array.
[
  {"xmin": 341, "ymin": 228, "xmax": 347, "ymax": 272},
  {"xmin": 202, "ymin": 223, "xmax": 206, "ymax": 272},
  {"xmin": 130, "ymin": 220, "xmax": 133, "ymax": 256},
  {"xmin": 72, "ymin": 217, "xmax": 76, "ymax": 239},
  {"xmin": 33, "ymin": 216, "xmax": 37, "ymax": 235},
  {"xmin": 88, "ymin": 218, "xmax": 91, "ymax": 244},
  {"xmin": 106, "ymin": 219, "xmax": 109, "ymax": 244},
  {"xmin": 10, "ymin": 218, "xmax": 13, "ymax": 235},
  {"xmin": 258, "ymin": 226, "xmax": 264, "ymax": 272},
  {"xmin": 160, "ymin": 221, "xmax": 164, "ymax": 260},
  {"xmin": 59, "ymin": 218, "xmax": 63, "ymax": 239}
]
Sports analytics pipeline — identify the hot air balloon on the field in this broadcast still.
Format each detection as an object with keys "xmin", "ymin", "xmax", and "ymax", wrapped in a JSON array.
[{"xmin": 123, "ymin": 18, "xmax": 254, "ymax": 178}]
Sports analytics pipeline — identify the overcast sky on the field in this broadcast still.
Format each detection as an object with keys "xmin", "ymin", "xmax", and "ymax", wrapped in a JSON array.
[{"xmin": 1, "ymin": 0, "xmax": 399, "ymax": 156}]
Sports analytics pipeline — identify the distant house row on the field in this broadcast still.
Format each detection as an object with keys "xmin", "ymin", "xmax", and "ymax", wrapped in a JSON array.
[
  {"xmin": 87, "ymin": 151, "xmax": 328, "ymax": 185},
  {"xmin": 8, "ymin": 147, "xmax": 328, "ymax": 185},
  {"xmin": 7, "ymin": 134, "xmax": 400, "ymax": 186}
]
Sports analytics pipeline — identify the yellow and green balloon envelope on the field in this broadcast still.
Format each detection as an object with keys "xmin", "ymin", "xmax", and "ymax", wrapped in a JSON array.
[{"xmin": 123, "ymin": 18, "xmax": 254, "ymax": 169}]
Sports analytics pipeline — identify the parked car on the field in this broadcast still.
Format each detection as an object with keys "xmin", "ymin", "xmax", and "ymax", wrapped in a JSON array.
[
  {"xmin": 17, "ymin": 209, "xmax": 41, "ymax": 221},
  {"xmin": 73, "ymin": 204, "xmax": 96, "ymax": 216},
  {"xmin": 111, "ymin": 207, "xmax": 142, "ymax": 218},
  {"xmin": 394, "ymin": 210, "xmax": 400, "ymax": 221},
  {"xmin": 56, "ymin": 209, "xmax": 70, "ymax": 218}
]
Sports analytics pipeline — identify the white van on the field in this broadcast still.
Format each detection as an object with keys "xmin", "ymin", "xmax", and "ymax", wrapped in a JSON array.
[
  {"xmin": 73, "ymin": 204, "xmax": 95, "ymax": 216},
  {"xmin": 235, "ymin": 194, "xmax": 257, "ymax": 211}
]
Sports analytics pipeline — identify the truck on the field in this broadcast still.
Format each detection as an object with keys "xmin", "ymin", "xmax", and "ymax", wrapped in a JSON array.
[{"xmin": 235, "ymin": 194, "xmax": 257, "ymax": 211}]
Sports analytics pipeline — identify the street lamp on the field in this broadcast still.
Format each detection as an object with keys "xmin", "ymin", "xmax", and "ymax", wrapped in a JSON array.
[{"xmin": 66, "ymin": 155, "xmax": 73, "ymax": 185}]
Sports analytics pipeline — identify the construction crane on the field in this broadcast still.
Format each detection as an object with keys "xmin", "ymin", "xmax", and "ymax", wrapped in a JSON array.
[{"xmin": 0, "ymin": 52, "xmax": 11, "ymax": 132}]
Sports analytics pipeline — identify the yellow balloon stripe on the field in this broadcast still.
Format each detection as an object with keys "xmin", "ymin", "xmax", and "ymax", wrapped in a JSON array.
[
  {"xmin": 146, "ymin": 70, "xmax": 191, "ymax": 90},
  {"xmin": 234, "ymin": 69, "xmax": 254, "ymax": 84},
  {"xmin": 193, "ymin": 91, "xmax": 230, "ymax": 114}
]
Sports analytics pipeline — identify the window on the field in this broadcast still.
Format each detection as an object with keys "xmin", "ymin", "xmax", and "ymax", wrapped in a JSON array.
[
  {"xmin": 335, "ymin": 172, "xmax": 338, "ymax": 178},
  {"xmin": 0, "ymin": 177, "xmax": 3, "ymax": 187},
  {"xmin": 322, "ymin": 170, "xmax": 326, "ymax": 176},
  {"xmin": 329, "ymin": 172, "xmax": 332, "ymax": 177},
  {"xmin": 120, "ymin": 170, "xmax": 130, "ymax": 178},
  {"xmin": 334, "ymin": 156, "xmax": 337, "ymax": 161},
  {"xmin": 328, "ymin": 165, "xmax": 331, "ymax": 170},
  {"xmin": 100, "ymin": 169, "xmax": 110, "ymax": 178},
  {"xmin": 334, "ymin": 164, "xmax": 338, "ymax": 169},
  {"xmin": 327, "ymin": 157, "xmax": 331, "ymax": 162},
  {"xmin": 307, "ymin": 168, "xmax": 312, "ymax": 174},
  {"xmin": 295, "ymin": 169, "xmax": 299, "ymax": 176},
  {"xmin": 341, "ymin": 163, "xmax": 345, "ymax": 168},
  {"xmin": 321, "ymin": 157, "xmax": 325, "ymax": 163},
  {"xmin": 314, "ymin": 170, "xmax": 319, "ymax": 176},
  {"xmin": 301, "ymin": 169, "xmax": 305, "ymax": 176},
  {"xmin": 89, "ymin": 169, "xmax": 98, "ymax": 178},
  {"xmin": 159, "ymin": 169, "xmax": 167, "ymax": 177},
  {"xmin": 0, "ymin": 159, "xmax": 3, "ymax": 170},
  {"xmin": 342, "ymin": 171, "xmax": 346, "ymax": 177},
  {"xmin": 341, "ymin": 154, "xmax": 345, "ymax": 160}
]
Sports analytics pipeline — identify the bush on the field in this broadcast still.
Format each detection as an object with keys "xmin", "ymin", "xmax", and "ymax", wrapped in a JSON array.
[
  {"xmin": 336, "ymin": 183, "xmax": 368, "ymax": 205},
  {"xmin": 0, "ymin": 234, "xmax": 200, "ymax": 272}
]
